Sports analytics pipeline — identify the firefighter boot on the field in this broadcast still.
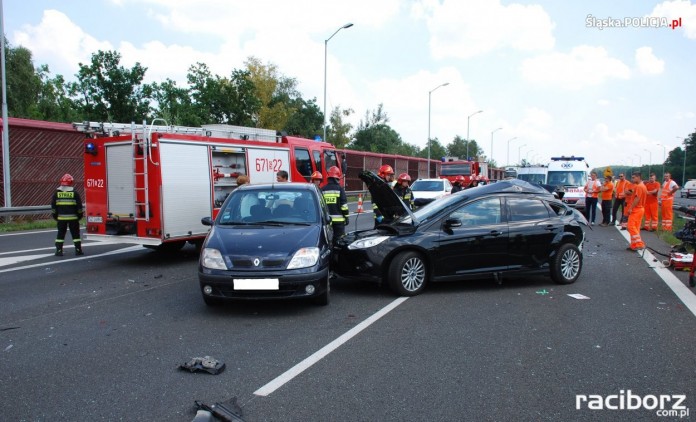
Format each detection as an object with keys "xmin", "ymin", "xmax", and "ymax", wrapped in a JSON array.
[
  {"xmin": 55, "ymin": 242, "xmax": 63, "ymax": 257},
  {"xmin": 74, "ymin": 241, "xmax": 84, "ymax": 256}
]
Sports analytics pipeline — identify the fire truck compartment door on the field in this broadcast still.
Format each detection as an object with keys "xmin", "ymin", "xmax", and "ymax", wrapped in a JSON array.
[
  {"xmin": 159, "ymin": 142, "xmax": 212, "ymax": 238},
  {"xmin": 106, "ymin": 144, "xmax": 135, "ymax": 217}
]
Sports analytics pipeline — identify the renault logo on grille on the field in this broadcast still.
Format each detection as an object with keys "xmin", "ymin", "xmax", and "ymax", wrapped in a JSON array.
[{"xmin": 253, "ymin": 258, "xmax": 260, "ymax": 266}]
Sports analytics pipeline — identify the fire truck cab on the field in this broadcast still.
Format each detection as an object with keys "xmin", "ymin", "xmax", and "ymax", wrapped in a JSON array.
[
  {"xmin": 79, "ymin": 121, "xmax": 340, "ymax": 249},
  {"xmin": 439, "ymin": 160, "xmax": 488, "ymax": 188}
]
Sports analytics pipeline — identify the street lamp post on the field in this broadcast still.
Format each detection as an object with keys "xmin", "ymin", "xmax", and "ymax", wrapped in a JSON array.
[
  {"xmin": 323, "ymin": 23, "xmax": 353, "ymax": 143},
  {"xmin": 490, "ymin": 127, "xmax": 502, "ymax": 165},
  {"xmin": 506, "ymin": 137, "xmax": 518, "ymax": 166},
  {"xmin": 525, "ymin": 149, "xmax": 535, "ymax": 163},
  {"xmin": 656, "ymin": 143, "xmax": 666, "ymax": 179},
  {"xmin": 466, "ymin": 110, "xmax": 483, "ymax": 160},
  {"xmin": 644, "ymin": 148, "xmax": 652, "ymax": 176},
  {"xmin": 427, "ymin": 82, "xmax": 450, "ymax": 167},
  {"xmin": 518, "ymin": 144, "xmax": 527, "ymax": 165},
  {"xmin": 634, "ymin": 153, "xmax": 642, "ymax": 177}
]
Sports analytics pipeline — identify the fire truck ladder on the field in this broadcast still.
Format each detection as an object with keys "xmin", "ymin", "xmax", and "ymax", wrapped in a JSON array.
[
  {"xmin": 73, "ymin": 121, "xmax": 278, "ymax": 141},
  {"xmin": 131, "ymin": 120, "xmax": 162, "ymax": 223}
]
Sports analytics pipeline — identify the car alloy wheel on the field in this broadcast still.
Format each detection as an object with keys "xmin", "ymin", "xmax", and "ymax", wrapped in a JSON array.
[
  {"xmin": 551, "ymin": 243, "xmax": 582, "ymax": 284},
  {"xmin": 388, "ymin": 251, "xmax": 427, "ymax": 296}
]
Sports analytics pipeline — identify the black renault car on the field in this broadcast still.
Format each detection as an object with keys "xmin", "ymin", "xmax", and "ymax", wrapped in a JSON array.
[
  {"xmin": 198, "ymin": 182, "xmax": 333, "ymax": 306},
  {"xmin": 332, "ymin": 172, "xmax": 587, "ymax": 296}
]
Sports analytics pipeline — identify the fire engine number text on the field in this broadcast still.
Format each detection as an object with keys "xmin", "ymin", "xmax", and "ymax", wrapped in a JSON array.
[
  {"xmin": 86, "ymin": 178, "xmax": 105, "ymax": 188},
  {"xmin": 255, "ymin": 158, "xmax": 284, "ymax": 173}
]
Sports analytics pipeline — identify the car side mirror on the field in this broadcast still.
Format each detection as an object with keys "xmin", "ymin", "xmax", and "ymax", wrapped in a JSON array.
[
  {"xmin": 201, "ymin": 216, "xmax": 213, "ymax": 226},
  {"xmin": 444, "ymin": 218, "xmax": 462, "ymax": 228}
]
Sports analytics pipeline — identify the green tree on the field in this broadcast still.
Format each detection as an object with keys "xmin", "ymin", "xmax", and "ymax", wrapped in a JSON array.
[
  {"xmin": 326, "ymin": 106, "xmax": 354, "ymax": 148},
  {"xmin": 151, "ymin": 78, "xmax": 197, "ymax": 126},
  {"xmin": 350, "ymin": 104, "xmax": 405, "ymax": 154},
  {"xmin": 245, "ymin": 57, "xmax": 296, "ymax": 130},
  {"xmin": 284, "ymin": 97, "xmax": 323, "ymax": 138},
  {"xmin": 35, "ymin": 66, "xmax": 80, "ymax": 122},
  {"xmin": 447, "ymin": 135, "xmax": 482, "ymax": 160},
  {"xmin": 3, "ymin": 40, "xmax": 42, "ymax": 118},
  {"xmin": 70, "ymin": 50, "xmax": 152, "ymax": 122}
]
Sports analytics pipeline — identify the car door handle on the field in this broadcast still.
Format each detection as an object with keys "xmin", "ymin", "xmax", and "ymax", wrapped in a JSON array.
[
  {"xmin": 544, "ymin": 224, "xmax": 557, "ymax": 231},
  {"xmin": 490, "ymin": 230, "xmax": 503, "ymax": 236}
]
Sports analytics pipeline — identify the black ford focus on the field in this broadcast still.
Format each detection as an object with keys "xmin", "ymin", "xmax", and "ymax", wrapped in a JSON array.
[
  {"xmin": 198, "ymin": 183, "xmax": 333, "ymax": 306},
  {"xmin": 332, "ymin": 172, "xmax": 587, "ymax": 296}
]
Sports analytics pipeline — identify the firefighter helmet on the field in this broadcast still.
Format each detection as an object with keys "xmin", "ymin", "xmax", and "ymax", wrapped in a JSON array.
[
  {"xmin": 397, "ymin": 173, "xmax": 411, "ymax": 184},
  {"xmin": 455, "ymin": 175, "xmax": 466, "ymax": 183},
  {"xmin": 378, "ymin": 165, "xmax": 394, "ymax": 178},
  {"xmin": 327, "ymin": 166, "xmax": 342, "ymax": 179},
  {"xmin": 310, "ymin": 171, "xmax": 323, "ymax": 180},
  {"xmin": 60, "ymin": 174, "xmax": 74, "ymax": 186}
]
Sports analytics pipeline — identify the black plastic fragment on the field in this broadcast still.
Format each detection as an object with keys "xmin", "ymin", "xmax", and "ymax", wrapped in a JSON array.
[
  {"xmin": 179, "ymin": 356, "xmax": 226, "ymax": 375},
  {"xmin": 195, "ymin": 397, "xmax": 244, "ymax": 422}
]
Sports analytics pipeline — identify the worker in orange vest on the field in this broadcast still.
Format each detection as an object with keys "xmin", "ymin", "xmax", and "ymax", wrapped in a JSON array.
[
  {"xmin": 643, "ymin": 173, "xmax": 660, "ymax": 231},
  {"xmin": 659, "ymin": 171, "xmax": 679, "ymax": 231},
  {"xmin": 583, "ymin": 171, "xmax": 601, "ymax": 225},
  {"xmin": 620, "ymin": 179, "xmax": 634, "ymax": 231},
  {"xmin": 611, "ymin": 172, "xmax": 628, "ymax": 225},
  {"xmin": 599, "ymin": 175, "xmax": 614, "ymax": 226},
  {"xmin": 625, "ymin": 171, "xmax": 647, "ymax": 251}
]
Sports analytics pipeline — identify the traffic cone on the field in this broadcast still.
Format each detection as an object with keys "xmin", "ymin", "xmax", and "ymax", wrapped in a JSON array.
[{"xmin": 357, "ymin": 194, "xmax": 363, "ymax": 213}]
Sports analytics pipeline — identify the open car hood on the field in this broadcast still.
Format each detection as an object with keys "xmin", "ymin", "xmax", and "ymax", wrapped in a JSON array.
[{"xmin": 359, "ymin": 171, "xmax": 417, "ymax": 225}]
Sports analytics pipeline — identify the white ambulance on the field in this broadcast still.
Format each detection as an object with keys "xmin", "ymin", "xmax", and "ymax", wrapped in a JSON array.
[{"xmin": 546, "ymin": 156, "xmax": 590, "ymax": 210}]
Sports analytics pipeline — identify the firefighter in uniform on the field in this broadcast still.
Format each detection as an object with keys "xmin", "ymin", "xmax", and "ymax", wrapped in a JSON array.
[
  {"xmin": 451, "ymin": 175, "xmax": 466, "ymax": 193},
  {"xmin": 322, "ymin": 166, "xmax": 349, "ymax": 238},
  {"xmin": 310, "ymin": 171, "xmax": 323, "ymax": 188},
  {"xmin": 51, "ymin": 174, "xmax": 84, "ymax": 256},
  {"xmin": 625, "ymin": 171, "xmax": 647, "ymax": 251},
  {"xmin": 393, "ymin": 173, "xmax": 414, "ymax": 210},
  {"xmin": 373, "ymin": 164, "xmax": 395, "ymax": 227}
]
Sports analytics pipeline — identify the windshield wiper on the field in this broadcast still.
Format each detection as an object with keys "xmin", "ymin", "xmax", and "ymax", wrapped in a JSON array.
[{"xmin": 218, "ymin": 221, "xmax": 252, "ymax": 225}]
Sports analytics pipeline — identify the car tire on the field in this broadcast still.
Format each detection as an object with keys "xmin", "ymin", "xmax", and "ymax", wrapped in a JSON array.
[
  {"xmin": 388, "ymin": 251, "xmax": 427, "ymax": 296},
  {"xmin": 550, "ymin": 243, "xmax": 582, "ymax": 284},
  {"xmin": 312, "ymin": 275, "xmax": 330, "ymax": 306}
]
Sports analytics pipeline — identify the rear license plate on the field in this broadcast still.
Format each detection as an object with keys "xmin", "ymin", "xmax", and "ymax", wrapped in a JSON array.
[{"xmin": 234, "ymin": 278, "xmax": 279, "ymax": 290}]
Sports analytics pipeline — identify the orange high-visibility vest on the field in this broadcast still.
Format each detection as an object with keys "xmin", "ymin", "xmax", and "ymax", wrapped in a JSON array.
[
  {"xmin": 644, "ymin": 181, "xmax": 660, "ymax": 204},
  {"xmin": 631, "ymin": 182, "xmax": 647, "ymax": 208},
  {"xmin": 600, "ymin": 181, "xmax": 614, "ymax": 201},
  {"xmin": 661, "ymin": 180, "xmax": 678, "ymax": 201},
  {"xmin": 615, "ymin": 179, "xmax": 628, "ymax": 199}
]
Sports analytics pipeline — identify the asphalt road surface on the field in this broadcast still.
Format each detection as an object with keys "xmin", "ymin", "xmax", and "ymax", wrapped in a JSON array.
[{"xmin": 1, "ymin": 200, "xmax": 695, "ymax": 421}]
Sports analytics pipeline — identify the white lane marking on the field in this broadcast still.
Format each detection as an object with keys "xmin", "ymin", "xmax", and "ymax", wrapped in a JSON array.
[
  {"xmin": 615, "ymin": 225, "xmax": 696, "ymax": 317},
  {"xmin": 0, "ymin": 254, "xmax": 56, "ymax": 267},
  {"xmin": 0, "ymin": 245, "xmax": 143, "ymax": 274},
  {"xmin": 254, "ymin": 297, "xmax": 409, "ymax": 397}
]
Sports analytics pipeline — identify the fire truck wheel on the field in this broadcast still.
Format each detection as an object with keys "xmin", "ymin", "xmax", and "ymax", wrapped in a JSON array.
[
  {"xmin": 145, "ymin": 241, "xmax": 186, "ymax": 252},
  {"xmin": 550, "ymin": 243, "xmax": 582, "ymax": 284},
  {"xmin": 387, "ymin": 251, "xmax": 427, "ymax": 296}
]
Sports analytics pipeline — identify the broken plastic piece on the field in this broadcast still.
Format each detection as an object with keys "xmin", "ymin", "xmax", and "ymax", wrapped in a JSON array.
[
  {"xmin": 195, "ymin": 397, "xmax": 244, "ymax": 422},
  {"xmin": 179, "ymin": 356, "xmax": 226, "ymax": 375}
]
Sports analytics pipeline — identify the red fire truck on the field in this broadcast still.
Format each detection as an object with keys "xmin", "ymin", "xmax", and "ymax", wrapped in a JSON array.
[
  {"xmin": 438, "ymin": 159, "xmax": 489, "ymax": 188},
  {"xmin": 78, "ymin": 121, "xmax": 341, "ymax": 249}
]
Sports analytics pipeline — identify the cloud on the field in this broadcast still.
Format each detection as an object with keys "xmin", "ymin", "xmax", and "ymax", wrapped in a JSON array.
[
  {"xmin": 635, "ymin": 47, "xmax": 665, "ymax": 75},
  {"xmin": 598, "ymin": 99, "xmax": 610, "ymax": 106},
  {"xmin": 521, "ymin": 45, "xmax": 631, "ymax": 90},
  {"xmin": 649, "ymin": 0, "xmax": 696, "ymax": 39},
  {"xmin": 13, "ymin": 10, "xmax": 112, "ymax": 77},
  {"xmin": 413, "ymin": 0, "xmax": 555, "ymax": 59}
]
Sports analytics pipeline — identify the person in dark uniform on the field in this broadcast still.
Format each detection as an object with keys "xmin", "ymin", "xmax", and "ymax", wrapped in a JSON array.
[
  {"xmin": 322, "ymin": 166, "xmax": 350, "ymax": 238},
  {"xmin": 451, "ymin": 175, "xmax": 466, "ymax": 193},
  {"xmin": 51, "ymin": 173, "xmax": 84, "ymax": 256},
  {"xmin": 393, "ymin": 173, "xmax": 414, "ymax": 210}
]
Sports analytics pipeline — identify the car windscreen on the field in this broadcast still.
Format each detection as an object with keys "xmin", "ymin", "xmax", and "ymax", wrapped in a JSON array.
[
  {"xmin": 217, "ymin": 189, "xmax": 318, "ymax": 224},
  {"xmin": 547, "ymin": 171, "xmax": 587, "ymax": 187},
  {"xmin": 411, "ymin": 180, "xmax": 444, "ymax": 192}
]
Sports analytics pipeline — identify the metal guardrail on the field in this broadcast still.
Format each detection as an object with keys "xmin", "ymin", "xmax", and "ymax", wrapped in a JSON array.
[{"xmin": 0, "ymin": 206, "xmax": 53, "ymax": 217}]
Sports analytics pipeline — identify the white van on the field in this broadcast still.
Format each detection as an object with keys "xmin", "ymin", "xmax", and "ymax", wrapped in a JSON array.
[{"xmin": 681, "ymin": 179, "xmax": 696, "ymax": 198}]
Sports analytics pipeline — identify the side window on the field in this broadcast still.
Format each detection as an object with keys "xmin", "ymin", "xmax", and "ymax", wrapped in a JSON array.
[
  {"xmin": 548, "ymin": 201, "xmax": 568, "ymax": 217},
  {"xmin": 450, "ymin": 197, "xmax": 501, "ymax": 226},
  {"xmin": 324, "ymin": 149, "xmax": 339, "ymax": 173},
  {"xmin": 508, "ymin": 197, "xmax": 551, "ymax": 221},
  {"xmin": 294, "ymin": 148, "xmax": 312, "ymax": 181},
  {"xmin": 312, "ymin": 150, "xmax": 322, "ymax": 173}
]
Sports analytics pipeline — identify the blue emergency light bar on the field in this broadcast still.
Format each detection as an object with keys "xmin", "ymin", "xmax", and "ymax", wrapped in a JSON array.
[{"xmin": 550, "ymin": 156, "xmax": 585, "ymax": 161}]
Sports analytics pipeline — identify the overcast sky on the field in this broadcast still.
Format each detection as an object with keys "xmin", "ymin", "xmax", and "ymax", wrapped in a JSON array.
[{"xmin": 5, "ymin": 0, "xmax": 696, "ymax": 168}]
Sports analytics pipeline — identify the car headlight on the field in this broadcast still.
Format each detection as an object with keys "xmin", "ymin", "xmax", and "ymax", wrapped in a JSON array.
[
  {"xmin": 201, "ymin": 248, "xmax": 227, "ymax": 270},
  {"xmin": 287, "ymin": 247, "xmax": 320, "ymax": 269},
  {"xmin": 348, "ymin": 236, "xmax": 389, "ymax": 250}
]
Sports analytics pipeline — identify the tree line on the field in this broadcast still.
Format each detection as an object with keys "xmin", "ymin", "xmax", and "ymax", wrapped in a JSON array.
[{"xmin": 2, "ymin": 40, "xmax": 488, "ymax": 163}]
